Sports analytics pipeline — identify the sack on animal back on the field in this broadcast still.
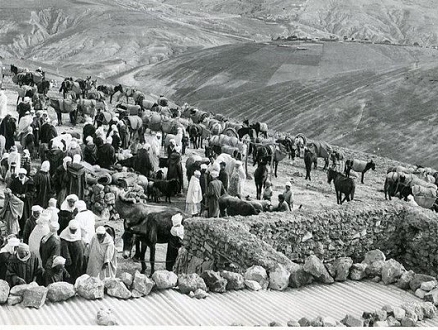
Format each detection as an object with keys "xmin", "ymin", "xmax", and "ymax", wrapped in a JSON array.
[
  {"xmin": 63, "ymin": 99, "xmax": 77, "ymax": 113},
  {"xmin": 412, "ymin": 185, "xmax": 437, "ymax": 198},
  {"xmin": 210, "ymin": 135, "xmax": 220, "ymax": 147},
  {"xmin": 149, "ymin": 113, "xmax": 162, "ymax": 131},
  {"xmin": 32, "ymin": 72, "xmax": 43, "ymax": 84}
]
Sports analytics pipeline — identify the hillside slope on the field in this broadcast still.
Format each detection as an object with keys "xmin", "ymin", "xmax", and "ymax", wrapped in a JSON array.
[{"xmin": 126, "ymin": 40, "xmax": 438, "ymax": 168}]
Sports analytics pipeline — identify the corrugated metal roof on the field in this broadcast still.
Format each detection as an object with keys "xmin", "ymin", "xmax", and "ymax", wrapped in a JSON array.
[{"xmin": 0, "ymin": 280, "xmax": 436, "ymax": 326}]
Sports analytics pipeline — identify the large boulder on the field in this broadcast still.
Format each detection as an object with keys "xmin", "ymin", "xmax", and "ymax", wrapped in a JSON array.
[
  {"xmin": 422, "ymin": 302, "xmax": 437, "ymax": 319},
  {"xmin": 341, "ymin": 314, "xmax": 363, "ymax": 327},
  {"xmin": 362, "ymin": 249, "xmax": 386, "ymax": 264},
  {"xmin": 22, "ymin": 286, "xmax": 48, "ymax": 309},
  {"xmin": 401, "ymin": 302, "xmax": 423, "ymax": 321},
  {"xmin": 244, "ymin": 280, "xmax": 262, "ymax": 291},
  {"xmin": 332, "ymin": 257, "xmax": 353, "ymax": 282},
  {"xmin": 424, "ymin": 288, "xmax": 438, "ymax": 305},
  {"xmin": 409, "ymin": 274, "xmax": 436, "ymax": 292},
  {"xmin": 178, "ymin": 273, "xmax": 207, "ymax": 294},
  {"xmin": 151, "ymin": 270, "xmax": 178, "ymax": 290},
  {"xmin": 7, "ymin": 295, "xmax": 22, "ymax": 306},
  {"xmin": 395, "ymin": 270, "xmax": 415, "ymax": 289},
  {"xmin": 75, "ymin": 275, "xmax": 104, "ymax": 300},
  {"xmin": 269, "ymin": 264, "xmax": 290, "ymax": 291},
  {"xmin": 104, "ymin": 278, "xmax": 131, "ymax": 300},
  {"xmin": 220, "ymin": 271, "xmax": 245, "ymax": 290},
  {"xmin": 96, "ymin": 308, "xmax": 118, "ymax": 326},
  {"xmin": 244, "ymin": 265, "xmax": 269, "ymax": 289},
  {"xmin": 349, "ymin": 263, "xmax": 367, "ymax": 281},
  {"xmin": 381, "ymin": 259, "xmax": 405, "ymax": 285},
  {"xmin": 0, "ymin": 280, "xmax": 10, "ymax": 304},
  {"xmin": 120, "ymin": 272, "xmax": 133, "ymax": 289},
  {"xmin": 131, "ymin": 271, "xmax": 155, "ymax": 298},
  {"xmin": 303, "ymin": 255, "xmax": 334, "ymax": 284},
  {"xmin": 9, "ymin": 282, "xmax": 38, "ymax": 296},
  {"xmin": 200, "ymin": 271, "xmax": 227, "ymax": 293},
  {"xmin": 47, "ymin": 282, "xmax": 76, "ymax": 302},
  {"xmin": 421, "ymin": 280, "xmax": 437, "ymax": 292},
  {"xmin": 289, "ymin": 264, "xmax": 313, "ymax": 288}
]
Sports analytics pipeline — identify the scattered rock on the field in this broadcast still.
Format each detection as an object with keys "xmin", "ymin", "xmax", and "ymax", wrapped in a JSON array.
[
  {"xmin": 409, "ymin": 274, "xmax": 436, "ymax": 292},
  {"xmin": 395, "ymin": 270, "xmax": 415, "ymax": 290},
  {"xmin": 421, "ymin": 280, "xmax": 437, "ymax": 292},
  {"xmin": 287, "ymin": 320, "xmax": 300, "ymax": 327},
  {"xmin": 22, "ymin": 286, "xmax": 48, "ymax": 309},
  {"xmin": 373, "ymin": 321, "xmax": 389, "ymax": 327},
  {"xmin": 96, "ymin": 308, "xmax": 118, "ymax": 326},
  {"xmin": 415, "ymin": 288, "xmax": 426, "ymax": 299},
  {"xmin": 220, "ymin": 271, "xmax": 245, "ymax": 290},
  {"xmin": 178, "ymin": 273, "xmax": 207, "ymax": 294},
  {"xmin": 131, "ymin": 271, "xmax": 155, "ymax": 298},
  {"xmin": 422, "ymin": 302, "xmax": 437, "ymax": 319},
  {"xmin": 400, "ymin": 317, "xmax": 416, "ymax": 327},
  {"xmin": 349, "ymin": 263, "xmax": 367, "ymax": 281},
  {"xmin": 46, "ymin": 282, "xmax": 76, "ymax": 302},
  {"xmin": 335, "ymin": 321, "xmax": 346, "ymax": 327},
  {"xmin": 151, "ymin": 270, "xmax": 178, "ymax": 290},
  {"xmin": 7, "ymin": 295, "xmax": 22, "ymax": 306},
  {"xmin": 244, "ymin": 280, "xmax": 262, "ymax": 291},
  {"xmin": 120, "ymin": 272, "xmax": 133, "ymax": 289},
  {"xmin": 392, "ymin": 307, "xmax": 406, "ymax": 321},
  {"xmin": 244, "ymin": 265, "xmax": 269, "ymax": 289},
  {"xmin": 269, "ymin": 264, "xmax": 290, "ymax": 291},
  {"xmin": 381, "ymin": 259, "xmax": 405, "ymax": 285},
  {"xmin": 310, "ymin": 316, "xmax": 323, "ymax": 327},
  {"xmin": 401, "ymin": 302, "xmax": 422, "ymax": 321},
  {"xmin": 303, "ymin": 255, "xmax": 333, "ymax": 284},
  {"xmin": 341, "ymin": 314, "xmax": 363, "ymax": 327},
  {"xmin": 375, "ymin": 309, "xmax": 387, "ymax": 321},
  {"xmin": 332, "ymin": 257, "xmax": 353, "ymax": 282},
  {"xmin": 365, "ymin": 260, "xmax": 385, "ymax": 277},
  {"xmin": 362, "ymin": 249, "xmax": 386, "ymax": 264},
  {"xmin": 424, "ymin": 288, "xmax": 438, "ymax": 305},
  {"xmin": 104, "ymin": 278, "xmax": 131, "ymax": 300},
  {"xmin": 386, "ymin": 316, "xmax": 400, "ymax": 327},
  {"xmin": 190, "ymin": 288, "xmax": 209, "ymax": 299},
  {"xmin": 201, "ymin": 270, "xmax": 227, "ymax": 293},
  {"xmin": 381, "ymin": 305, "xmax": 393, "ymax": 314},
  {"xmin": 289, "ymin": 265, "xmax": 313, "ymax": 288},
  {"xmin": 268, "ymin": 321, "xmax": 283, "ymax": 327},
  {"xmin": 321, "ymin": 316, "xmax": 337, "ymax": 327},
  {"xmin": 0, "ymin": 280, "xmax": 10, "ymax": 304},
  {"xmin": 9, "ymin": 282, "xmax": 38, "ymax": 296},
  {"xmin": 75, "ymin": 275, "xmax": 104, "ymax": 300},
  {"xmin": 298, "ymin": 317, "xmax": 310, "ymax": 327},
  {"xmin": 372, "ymin": 276, "xmax": 381, "ymax": 283}
]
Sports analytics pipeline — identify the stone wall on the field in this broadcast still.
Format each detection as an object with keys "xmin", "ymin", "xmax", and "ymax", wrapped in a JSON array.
[{"xmin": 177, "ymin": 202, "xmax": 438, "ymax": 277}]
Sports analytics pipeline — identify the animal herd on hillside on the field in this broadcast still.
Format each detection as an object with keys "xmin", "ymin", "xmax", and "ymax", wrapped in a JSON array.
[{"xmin": 5, "ymin": 63, "xmax": 438, "ymax": 212}]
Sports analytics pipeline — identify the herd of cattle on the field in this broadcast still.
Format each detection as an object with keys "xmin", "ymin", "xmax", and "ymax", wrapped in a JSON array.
[{"xmin": 7, "ymin": 64, "xmax": 438, "ymax": 213}]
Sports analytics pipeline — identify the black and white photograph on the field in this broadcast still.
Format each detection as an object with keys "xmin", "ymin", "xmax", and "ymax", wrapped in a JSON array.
[{"xmin": 0, "ymin": 0, "xmax": 437, "ymax": 327}]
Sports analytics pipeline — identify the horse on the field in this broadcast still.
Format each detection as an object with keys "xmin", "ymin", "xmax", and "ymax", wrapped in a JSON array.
[
  {"xmin": 109, "ymin": 84, "xmax": 123, "ymax": 103},
  {"xmin": 122, "ymin": 115, "xmax": 144, "ymax": 142},
  {"xmin": 187, "ymin": 123, "xmax": 203, "ymax": 149},
  {"xmin": 254, "ymin": 161, "xmax": 269, "ymax": 199},
  {"xmin": 327, "ymin": 168, "xmax": 355, "ymax": 205},
  {"xmin": 17, "ymin": 85, "xmax": 37, "ymax": 104},
  {"xmin": 32, "ymin": 93, "xmax": 47, "ymax": 111},
  {"xmin": 243, "ymin": 120, "xmax": 268, "ymax": 139},
  {"xmin": 345, "ymin": 159, "xmax": 376, "ymax": 184},
  {"xmin": 384, "ymin": 171, "xmax": 405, "ymax": 200},
  {"xmin": 36, "ymin": 79, "xmax": 51, "ymax": 96},
  {"xmin": 48, "ymin": 97, "xmax": 78, "ymax": 126},
  {"xmin": 75, "ymin": 76, "xmax": 94, "ymax": 98},
  {"xmin": 252, "ymin": 143, "xmax": 288, "ymax": 178},
  {"xmin": 304, "ymin": 148, "xmax": 317, "ymax": 180},
  {"xmin": 276, "ymin": 137, "xmax": 295, "ymax": 160},
  {"xmin": 12, "ymin": 72, "xmax": 34, "ymax": 87},
  {"xmin": 116, "ymin": 194, "xmax": 184, "ymax": 274},
  {"xmin": 10, "ymin": 64, "xmax": 27, "ymax": 75},
  {"xmin": 306, "ymin": 141, "xmax": 331, "ymax": 170},
  {"xmin": 59, "ymin": 78, "xmax": 82, "ymax": 99},
  {"xmin": 330, "ymin": 150, "xmax": 345, "ymax": 172}
]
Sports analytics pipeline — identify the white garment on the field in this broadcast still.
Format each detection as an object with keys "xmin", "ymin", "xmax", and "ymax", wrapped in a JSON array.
[
  {"xmin": 74, "ymin": 210, "xmax": 96, "ymax": 245},
  {"xmin": 8, "ymin": 152, "xmax": 21, "ymax": 170},
  {"xmin": 28, "ymin": 223, "xmax": 50, "ymax": 265},
  {"xmin": 0, "ymin": 91, "xmax": 7, "ymax": 119},
  {"xmin": 18, "ymin": 115, "xmax": 33, "ymax": 135},
  {"xmin": 185, "ymin": 176, "xmax": 202, "ymax": 215},
  {"xmin": 47, "ymin": 206, "xmax": 59, "ymax": 223}
]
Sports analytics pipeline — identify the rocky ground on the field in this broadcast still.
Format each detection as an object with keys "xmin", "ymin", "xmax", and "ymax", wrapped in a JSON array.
[{"xmin": 0, "ymin": 76, "xmax": 414, "ymax": 276}]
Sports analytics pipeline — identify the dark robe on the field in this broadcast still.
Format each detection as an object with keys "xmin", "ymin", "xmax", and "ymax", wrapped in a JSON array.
[
  {"xmin": 53, "ymin": 165, "xmax": 70, "ymax": 206},
  {"xmin": 22, "ymin": 215, "xmax": 38, "ymax": 245},
  {"xmin": 39, "ymin": 122, "xmax": 58, "ymax": 144},
  {"xmin": 0, "ymin": 115, "xmax": 17, "ymax": 151},
  {"xmin": 96, "ymin": 143, "xmax": 115, "ymax": 169},
  {"xmin": 6, "ymin": 253, "xmax": 41, "ymax": 287},
  {"xmin": 68, "ymin": 162, "xmax": 85, "ymax": 200},
  {"xmin": 83, "ymin": 144, "xmax": 97, "ymax": 165},
  {"xmin": 58, "ymin": 210, "xmax": 74, "ymax": 235},
  {"xmin": 82, "ymin": 123, "xmax": 96, "ymax": 144},
  {"xmin": 60, "ymin": 238, "xmax": 85, "ymax": 284},
  {"xmin": 167, "ymin": 152, "xmax": 183, "ymax": 194},
  {"xmin": 206, "ymin": 179, "xmax": 226, "ymax": 218},
  {"xmin": 0, "ymin": 252, "xmax": 13, "ymax": 280},
  {"xmin": 39, "ymin": 234, "xmax": 61, "ymax": 270},
  {"xmin": 118, "ymin": 125, "xmax": 129, "ymax": 150},
  {"xmin": 199, "ymin": 171, "xmax": 209, "ymax": 212},
  {"xmin": 43, "ymin": 265, "xmax": 70, "ymax": 286},
  {"xmin": 9, "ymin": 177, "xmax": 34, "ymax": 233},
  {"xmin": 23, "ymin": 133, "xmax": 36, "ymax": 158},
  {"xmin": 218, "ymin": 169, "xmax": 229, "ymax": 191},
  {"xmin": 21, "ymin": 157, "xmax": 31, "ymax": 175},
  {"xmin": 33, "ymin": 170, "xmax": 52, "ymax": 208},
  {"xmin": 31, "ymin": 117, "xmax": 41, "ymax": 148},
  {"xmin": 111, "ymin": 133, "xmax": 121, "ymax": 152},
  {"xmin": 165, "ymin": 235, "xmax": 183, "ymax": 271},
  {"xmin": 134, "ymin": 148, "xmax": 153, "ymax": 176},
  {"xmin": 17, "ymin": 102, "xmax": 31, "ymax": 120},
  {"xmin": 46, "ymin": 149, "xmax": 65, "ymax": 176}
]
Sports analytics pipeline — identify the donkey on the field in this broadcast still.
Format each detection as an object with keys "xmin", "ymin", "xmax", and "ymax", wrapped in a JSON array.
[
  {"xmin": 345, "ymin": 159, "xmax": 375, "ymax": 184},
  {"xmin": 327, "ymin": 168, "xmax": 356, "ymax": 205}
]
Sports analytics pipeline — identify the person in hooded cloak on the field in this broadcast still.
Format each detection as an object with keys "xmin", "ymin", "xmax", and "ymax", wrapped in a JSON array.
[
  {"xmin": 33, "ymin": 160, "xmax": 52, "ymax": 208},
  {"xmin": 28, "ymin": 210, "xmax": 50, "ymax": 265},
  {"xmin": 53, "ymin": 156, "xmax": 72, "ymax": 207},
  {"xmin": 83, "ymin": 136, "xmax": 97, "ymax": 165},
  {"xmin": 96, "ymin": 136, "xmax": 115, "ymax": 169},
  {"xmin": 0, "ymin": 236, "xmax": 20, "ymax": 280},
  {"xmin": 167, "ymin": 146, "xmax": 184, "ymax": 194},
  {"xmin": 86, "ymin": 226, "xmax": 117, "ymax": 280},
  {"xmin": 82, "ymin": 116, "xmax": 96, "ymax": 145},
  {"xmin": 60, "ymin": 220, "xmax": 85, "ymax": 283},
  {"xmin": 6, "ymin": 243, "xmax": 41, "ymax": 287},
  {"xmin": 40, "ymin": 221, "xmax": 61, "ymax": 274},
  {"xmin": 185, "ymin": 170, "xmax": 202, "ymax": 216},
  {"xmin": 0, "ymin": 189, "xmax": 24, "ymax": 237},
  {"xmin": 22, "ymin": 205, "xmax": 43, "ymax": 244},
  {"xmin": 10, "ymin": 168, "xmax": 34, "ymax": 233},
  {"xmin": 46, "ymin": 141, "xmax": 65, "ymax": 176},
  {"xmin": 57, "ymin": 194, "xmax": 78, "ymax": 235}
]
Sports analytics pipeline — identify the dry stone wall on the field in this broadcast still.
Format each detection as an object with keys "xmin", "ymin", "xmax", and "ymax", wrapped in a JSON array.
[{"xmin": 177, "ymin": 201, "xmax": 438, "ymax": 277}]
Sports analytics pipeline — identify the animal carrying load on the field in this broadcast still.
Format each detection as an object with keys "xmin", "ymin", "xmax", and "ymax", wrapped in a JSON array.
[
  {"xmin": 412, "ymin": 184, "xmax": 437, "ymax": 208},
  {"xmin": 149, "ymin": 113, "xmax": 162, "ymax": 132}
]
